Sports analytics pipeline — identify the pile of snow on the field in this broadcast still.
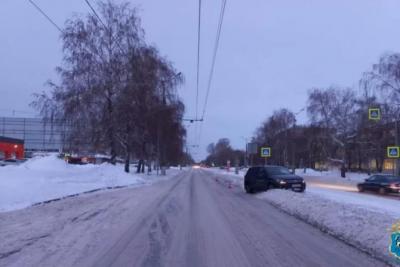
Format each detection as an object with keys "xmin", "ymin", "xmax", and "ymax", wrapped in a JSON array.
[
  {"xmin": 257, "ymin": 190, "xmax": 398, "ymax": 264},
  {"xmin": 0, "ymin": 154, "xmax": 179, "ymax": 212},
  {"xmin": 297, "ymin": 168, "xmax": 369, "ymax": 182},
  {"xmin": 308, "ymin": 187, "xmax": 400, "ymax": 217}
]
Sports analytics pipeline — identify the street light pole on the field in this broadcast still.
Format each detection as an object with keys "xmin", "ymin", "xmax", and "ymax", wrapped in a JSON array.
[{"xmin": 241, "ymin": 136, "xmax": 248, "ymax": 167}]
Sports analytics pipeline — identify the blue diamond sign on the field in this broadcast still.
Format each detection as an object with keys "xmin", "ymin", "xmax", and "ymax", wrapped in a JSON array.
[{"xmin": 260, "ymin": 147, "xmax": 271, "ymax": 158}]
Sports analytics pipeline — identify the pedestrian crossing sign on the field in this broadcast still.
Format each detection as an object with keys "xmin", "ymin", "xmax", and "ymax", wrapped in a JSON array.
[
  {"xmin": 368, "ymin": 108, "xmax": 381, "ymax": 120},
  {"xmin": 387, "ymin": 146, "xmax": 400, "ymax": 158},
  {"xmin": 261, "ymin": 147, "xmax": 271, "ymax": 157}
]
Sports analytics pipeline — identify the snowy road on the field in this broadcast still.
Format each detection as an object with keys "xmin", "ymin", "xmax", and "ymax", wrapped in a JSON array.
[{"xmin": 0, "ymin": 169, "xmax": 387, "ymax": 267}]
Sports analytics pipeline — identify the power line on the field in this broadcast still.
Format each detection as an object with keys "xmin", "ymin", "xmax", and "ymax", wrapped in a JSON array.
[
  {"xmin": 200, "ymin": 0, "xmax": 227, "ymax": 121},
  {"xmin": 84, "ymin": 0, "xmax": 126, "ymax": 55},
  {"xmin": 192, "ymin": 0, "xmax": 202, "ymax": 159},
  {"xmin": 28, "ymin": 0, "xmax": 63, "ymax": 33},
  {"xmin": 195, "ymin": 0, "xmax": 202, "ymax": 121},
  {"xmin": 196, "ymin": 0, "xmax": 227, "ymax": 153},
  {"xmin": 84, "ymin": 0, "xmax": 107, "ymax": 30}
]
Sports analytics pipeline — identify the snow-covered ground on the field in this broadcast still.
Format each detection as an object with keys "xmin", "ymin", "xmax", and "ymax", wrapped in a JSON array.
[
  {"xmin": 256, "ymin": 190, "xmax": 397, "ymax": 264},
  {"xmin": 308, "ymin": 187, "xmax": 400, "ymax": 217},
  {"xmin": 296, "ymin": 167, "xmax": 368, "ymax": 179},
  {"xmin": 207, "ymin": 167, "xmax": 246, "ymax": 186},
  {"xmin": 0, "ymin": 154, "xmax": 180, "ymax": 212},
  {"xmin": 296, "ymin": 168, "xmax": 369, "ymax": 186},
  {"xmin": 206, "ymin": 167, "xmax": 400, "ymax": 264}
]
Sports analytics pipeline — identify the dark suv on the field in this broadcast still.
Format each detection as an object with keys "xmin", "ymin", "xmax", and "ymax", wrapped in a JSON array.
[{"xmin": 244, "ymin": 166, "xmax": 306, "ymax": 193}]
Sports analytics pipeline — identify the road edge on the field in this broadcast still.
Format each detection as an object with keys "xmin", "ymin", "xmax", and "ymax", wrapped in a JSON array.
[{"xmin": 262, "ymin": 196, "xmax": 395, "ymax": 267}]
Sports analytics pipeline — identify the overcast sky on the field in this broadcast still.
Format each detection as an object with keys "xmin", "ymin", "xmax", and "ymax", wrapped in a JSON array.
[{"xmin": 1, "ymin": 1, "xmax": 400, "ymax": 160}]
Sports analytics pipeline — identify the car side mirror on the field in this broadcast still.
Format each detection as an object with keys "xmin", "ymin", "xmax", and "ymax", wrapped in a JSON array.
[{"xmin": 365, "ymin": 178, "xmax": 370, "ymax": 182}]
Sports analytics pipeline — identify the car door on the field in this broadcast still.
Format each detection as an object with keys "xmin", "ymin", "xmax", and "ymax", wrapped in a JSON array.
[
  {"xmin": 245, "ymin": 167, "xmax": 256, "ymax": 187},
  {"xmin": 366, "ymin": 175, "xmax": 381, "ymax": 191},
  {"xmin": 255, "ymin": 167, "xmax": 268, "ymax": 189}
]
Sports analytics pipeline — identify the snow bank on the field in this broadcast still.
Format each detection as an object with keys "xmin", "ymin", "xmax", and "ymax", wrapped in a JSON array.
[
  {"xmin": 308, "ymin": 187, "xmax": 400, "ymax": 217},
  {"xmin": 297, "ymin": 168, "xmax": 370, "ymax": 184},
  {"xmin": 0, "ymin": 154, "xmax": 179, "ymax": 212},
  {"xmin": 257, "ymin": 190, "xmax": 398, "ymax": 264}
]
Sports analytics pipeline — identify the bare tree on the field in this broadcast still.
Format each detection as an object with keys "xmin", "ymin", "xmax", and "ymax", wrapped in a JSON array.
[
  {"xmin": 32, "ymin": 1, "xmax": 187, "ymax": 173},
  {"xmin": 307, "ymin": 87, "xmax": 358, "ymax": 171}
]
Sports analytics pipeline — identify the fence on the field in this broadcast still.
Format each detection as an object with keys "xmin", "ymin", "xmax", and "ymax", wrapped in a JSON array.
[{"xmin": 0, "ymin": 117, "xmax": 69, "ymax": 152}]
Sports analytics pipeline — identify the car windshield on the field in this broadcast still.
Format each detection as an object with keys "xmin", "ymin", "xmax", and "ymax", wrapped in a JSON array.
[{"xmin": 265, "ymin": 166, "xmax": 291, "ymax": 175}]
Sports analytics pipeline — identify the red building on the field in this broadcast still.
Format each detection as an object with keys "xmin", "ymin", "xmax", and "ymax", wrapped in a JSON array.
[{"xmin": 0, "ymin": 136, "xmax": 24, "ymax": 160}]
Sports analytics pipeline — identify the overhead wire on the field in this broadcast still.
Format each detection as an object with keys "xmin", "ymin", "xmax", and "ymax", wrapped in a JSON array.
[
  {"xmin": 196, "ymin": 0, "xmax": 228, "ymax": 153},
  {"xmin": 28, "ymin": 0, "xmax": 63, "ymax": 33},
  {"xmin": 191, "ymin": 0, "xmax": 202, "ymax": 157},
  {"xmin": 195, "ymin": 0, "xmax": 202, "ymax": 121},
  {"xmin": 200, "ymin": 0, "xmax": 227, "ymax": 122},
  {"xmin": 84, "ymin": 0, "xmax": 126, "ymax": 55}
]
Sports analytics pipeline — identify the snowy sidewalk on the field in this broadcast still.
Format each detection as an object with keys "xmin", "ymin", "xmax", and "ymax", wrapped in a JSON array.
[{"xmin": 0, "ymin": 154, "xmax": 181, "ymax": 212}]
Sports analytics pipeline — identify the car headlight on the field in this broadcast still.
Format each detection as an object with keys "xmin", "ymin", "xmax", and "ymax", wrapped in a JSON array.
[{"xmin": 279, "ymin": 180, "xmax": 287, "ymax": 185}]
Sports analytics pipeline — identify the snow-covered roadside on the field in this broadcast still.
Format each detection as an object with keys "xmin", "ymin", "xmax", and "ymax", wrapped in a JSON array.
[
  {"xmin": 297, "ymin": 168, "xmax": 370, "ymax": 187},
  {"xmin": 257, "ymin": 190, "xmax": 398, "ymax": 265},
  {"xmin": 205, "ymin": 167, "xmax": 246, "ymax": 187},
  {"xmin": 205, "ymin": 168, "xmax": 399, "ymax": 265},
  {"xmin": 296, "ymin": 168, "xmax": 369, "ymax": 181},
  {"xmin": 308, "ymin": 187, "xmax": 400, "ymax": 217},
  {"xmin": 0, "ymin": 154, "xmax": 181, "ymax": 212}
]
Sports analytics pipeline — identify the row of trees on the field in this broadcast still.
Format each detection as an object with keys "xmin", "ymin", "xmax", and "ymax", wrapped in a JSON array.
[
  {"xmin": 32, "ymin": 1, "xmax": 189, "ymax": 172},
  {"xmin": 254, "ymin": 52, "xmax": 400, "ymax": 172},
  {"xmin": 204, "ymin": 52, "xmax": 400, "ymax": 173},
  {"xmin": 204, "ymin": 138, "xmax": 245, "ymax": 167}
]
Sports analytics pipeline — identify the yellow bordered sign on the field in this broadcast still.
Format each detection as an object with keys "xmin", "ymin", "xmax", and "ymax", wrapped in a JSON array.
[
  {"xmin": 387, "ymin": 146, "xmax": 400, "ymax": 158},
  {"xmin": 260, "ymin": 147, "xmax": 271, "ymax": 158},
  {"xmin": 369, "ymin": 108, "xmax": 381, "ymax": 120}
]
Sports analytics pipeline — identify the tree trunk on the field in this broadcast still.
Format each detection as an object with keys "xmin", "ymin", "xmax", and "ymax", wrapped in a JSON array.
[
  {"xmin": 124, "ymin": 146, "xmax": 131, "ymax": 173},
  {"xmin": 141, "ymin": 162, "xmax": 145, "ymax": 173},
  {"xmin": 107, "ymin": 90, "xmax": 117, "ymax": 165},
  {"xmin": 136, "ymin": 159, "xmax": 143, "ymax": 173}
]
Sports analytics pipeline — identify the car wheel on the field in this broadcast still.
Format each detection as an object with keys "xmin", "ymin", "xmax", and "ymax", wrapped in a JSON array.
[
  {"xmin": 379, "ymin": 187, "xmax": 387, "ymax": 195},
  {"xmin": 245, "ymin": 184, "xmax": 252, "ymax": 194},
  {"xmin": 357, "ymin": 185, "xmax": 364, "ymax": 192},
  {"xmin": 266, "ymin": 183, "xmax": 273, "ymax": 191}
]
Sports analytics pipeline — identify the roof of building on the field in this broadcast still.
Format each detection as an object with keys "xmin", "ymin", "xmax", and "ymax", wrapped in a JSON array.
[{"xmin": 0, "ymin": 136, "xmax": 24, "ymax": 144}]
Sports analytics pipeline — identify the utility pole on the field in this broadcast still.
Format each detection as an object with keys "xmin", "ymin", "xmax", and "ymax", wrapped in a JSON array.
[{"xmin": 241, "ymin": 136, "xmax": 248, "ymax": 167}]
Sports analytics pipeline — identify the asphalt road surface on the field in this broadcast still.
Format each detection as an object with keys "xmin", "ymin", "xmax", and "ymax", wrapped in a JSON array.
[{"xmin": 0, "ymin": 169, "xmax": 387, "ymax": 267}]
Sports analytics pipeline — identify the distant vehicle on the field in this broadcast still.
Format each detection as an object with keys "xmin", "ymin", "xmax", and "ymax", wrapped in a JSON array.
[
  {"xmin": 244, "ymin": 166, "xmax": 306, "ymax": 194},
  {"xmin": 357, "ymin": 174, "xmax": 400, "ymax": 195}
]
